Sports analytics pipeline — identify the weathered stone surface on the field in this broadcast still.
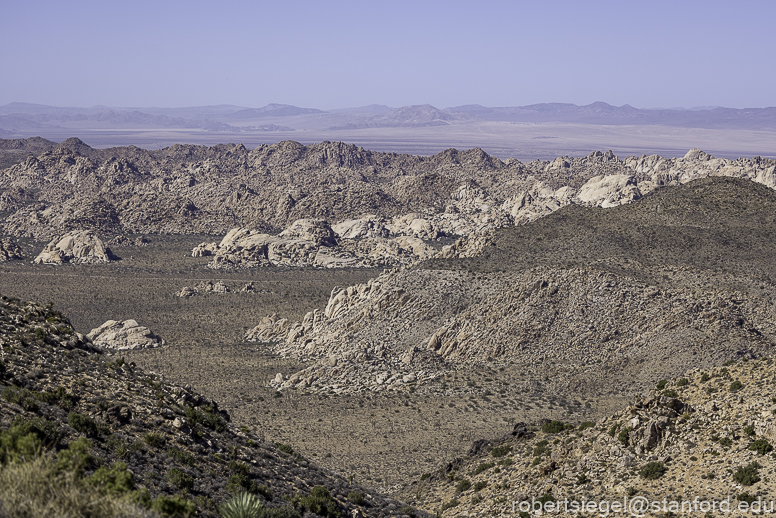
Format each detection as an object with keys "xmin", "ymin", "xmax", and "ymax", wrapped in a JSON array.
[
  {"xmin": 87, "ymin": 319, "xmax": 165, "ymax": 349},
  {"xmin": 0, "ymin": 238, "xmax": 23, "ymax": 261},
  {"xmin": 33, "ymin": 230, "xmax": 117, "ymax": 265}
]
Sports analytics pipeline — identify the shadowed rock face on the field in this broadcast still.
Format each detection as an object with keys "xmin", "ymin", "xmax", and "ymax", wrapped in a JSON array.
[
  {"xmin": 87, "ymin": 319, "xmax": 165, "ymax": 349},
  {"xmin": 33, "ymin": 230, "xmax": 118, "ymax": 265}
]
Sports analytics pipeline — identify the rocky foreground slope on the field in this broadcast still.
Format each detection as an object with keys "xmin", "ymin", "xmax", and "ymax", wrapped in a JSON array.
[
  {"xmin": 402, "ymin": 357, "xmax": 776, "ymax": 517},
  {"xmin": 0, "ymin": 138, "xmax": 774, "ymax": 243},
  {"xmin": 248, "ymin": 178, "xmax": 776, "ymax": 397},
  {"xmin": 0, "ymin": 294, "xmax": 427, "ymax": 517}
]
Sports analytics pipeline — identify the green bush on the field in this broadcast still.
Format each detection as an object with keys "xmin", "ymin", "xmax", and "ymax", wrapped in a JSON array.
[
  {"xmin": 275, "ymin": 443, "xmax": 294, "ymax": 455},
  {"xmin": 676, "ymin": 378, "xmax": 689, "ymax": 387},
  {"xmin": 617, "ymin": 427, "xmax": 632, "ymax": 446},
  {"xmin": 2, "ymin": 386, "xmax": 40, "ymax": 412},
  {"xmin": 577, "ymin": 421, "xmax": 596, "ymax": 431},
  {"xmin": 733, "ymin": 462, "xmax": 762, "ymax": 486},
  {"xmin": 56, "ymin": 437, "xmax": 93, "ymax": 476},
  {"xmin": 347, "ymin": 490, "xmax": 365, "ymax": 505},
  {"xmin": 662, "ymin": 389, "xmax": 679, "ymax": 398},
  {"xmin": 296, "ymin": 486, "xmax": 340, "ymax": 518},
  {"xmin": 738, "ymin": 493, "xmax": 757, "ymax": 505},
  {"xmin": 639, "ymin": 462, "xmax": 666, "ymax": 480},
  {"xmin": 472, "ymin": 461, "xmax": 494, "ymax": 475},
  {"xmin": 185, "ymin": 404, "xmax": 226, "ymax": 433},
  {"xmin": 167, "ymin": 447, "xmax": 196, "ymax": 466},
  {"xmin": 167, "ymin": 468, "xmax": 194, "ymax": 491},
  {"xmin": 455, "ymin": 479, "xmax": 471, "ymax": 492},
  {"xmin": 744, "ymin": 425, "xmax": 755, "ymax": 436},
  {"xmin": 473, "ymin": 481, "xmax": 488, "ymax": 492},
  {"xmin": 718, "ymin": 437, "xmax": 733, "ymax": 448},
  {"xmin": 89, "ymin": 462, "xmax": 134, "ymax": 495},
  {"xmin": 490, "ymin": 445, "xmax": 511, "ymax": 458},
  {"xmin": 498, "ymin": 458, "xmax": 513, "ymax": 467},
  {"xmin": 151, "ymin": 495, "xmax": 195, "ymax": 517},
  {"xmin": 700, "ymin": 373, "xmax": 710, "ymax": 383},
  {"xmin": 730, "ymin": 380, "xmax": 743, "ymax": 392},
  {"xmin": 656, "ymin": 379, "xmax": 668, "ymax": 390},
  {"xmin": 68, "ymin": 412, "xmax": 100, "ymax": 436},
  {"xmin": 533, "ymin": 440, "xmax": 549, "ymax": 457},
  {"xmin": 541, "ymin": 421, "xmax": 571, "ymax": 434},
  {"xmin": 749, "ymin": 439, "xmax": 773, "ymax": 455},
  {"xmin": 144, "ymin": 432, "xmax": 165, "ymax": 447},
  {"xmin": 440, "ymin": 499, "xmax": 459, "ymax": 511}
]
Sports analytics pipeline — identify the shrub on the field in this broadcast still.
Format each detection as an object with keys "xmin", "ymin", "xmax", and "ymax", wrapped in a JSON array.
[
  {"xmin": 275, "ymin": 443, "xmax": 294, "ymax": 455},
  {"xmin": 639, "ymin": 462, "xmax": 666, "ymax": 480},
  {"xmin": 718, "ymin": 437, "xmax": 733, "ymax": 448},
  {"xmin": 151, "ymin": 495, "xmax": 196, "ymax": 517},
  {"xmin": 730, "ymin": 380, "xmax": 743, "ymax": 392},
  {"xmin": 472, "ymin": 462, "xmax": 494, "ymax": 475},
  {"xmin": 608, "ymin": 424, "xmax": 620, "ymax": 437},
  {"xmin": 676, "ymin": 378, "xmax": 689, "ymax": 387},
  {"xmin": 542, "ymin": 421, "xmax": 571, "ymax": 434},
  {"xmin": 348, "ymin": 491, "xmax": 365, "ymax": 505},
  {"xmin": 167, "ymin": 447, "xmax": 196, "ymax": 466},
  {"xmin": 744, "ymin": 425, "xmax": 755, "ymax": 436},
  {"xmin": 749, "ymin": 439, "xmax": 773, "ymax": 455},
  {"xmin": 143, "ymin": 432, "xmax": 165, "ymax": 447},
  {"xmin": 490, "ymin": 445, "xmax": 511, "ymax": 458},
  {"xmin": 617, "ymin": 427, "xmax": 632, "ymax": 446},
  {"xmin": 68, "ymin": 412, "xmax": 100, "ymax": 436},
  {"xmin": 399, "ymin": 505, "xmax": 416, "ymax": 517},
  {"xmin": 577, "ymin": 421, "xmax": 596, "ymax": 432},
  {"xmin": 662, "ymin": 389, "xmax": 679, "ymax": 398},
  {"xmin": 733, "ymin": 462, "xmax": 762, "ymax": 486},
  {"xmin": 738, "ymin": 493, "xmax": 757, "ymax": 505},
  {"xmin": 656, "ymin": 379, "xmax": 668, "ymax": 390},
  {"xmin": 700, "ymin": 372, "xmax": 710, "ymax": 382},
  {"xmin": 419, "ymin": 473, "xmax": 430, "ymax": 481},
  {"xmin": 498, "ymin": 458, "xmax": 513, "ymax": 467},
  {"xmin": 440, "ymin": 499, "xmax": 459, "ymax": 511},
  {"xmin": 2, "ymin": 386, "xmax": 40, "ymax": 412},
  {"xmin": 473, "ymin": 481, "xmax": 488, "ymax": 492},
  {"xmin": 167, "ymin": 468, "xmax": 194, "ymax": 491},
  {"xmin": 455, "ymin": 479, "xmax": 471, "ymax": 492},
  {"xmin": 89, "ymin": 462, "xmax": 134, "ymax": 495},
  {"xmin": 56, "ymin": 437, "xmax": 93, "ymax": 475},
  {"xmin": 296, "ymin": 486, "xmax": 339, "ymax": 518},
  {"xmin": 185, "ymin": 404, "xmax": 226, "ymax": 433},
  {"xmin": 533, "ymin": 440, "xmax": 549, "ymax": 457}
]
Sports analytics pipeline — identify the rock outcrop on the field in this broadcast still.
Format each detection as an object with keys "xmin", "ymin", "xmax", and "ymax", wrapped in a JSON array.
[
  {"xmin": 193, "ymin": 219, "xmax": 437, "ymax": 269},
  {"xmin": 33, "ymin": 230, "xmax": 117, "ymax": 265},
  {"xmin": 87, "ymin": 319, "xmax": 165, "ymax": 349},
  {"xmin": 0, "ymin": 238, "xmax": 23, "ymax": 261},
  {"xmin": 246, "ymin": 178, "xmax": 776, "ymax": 395}
]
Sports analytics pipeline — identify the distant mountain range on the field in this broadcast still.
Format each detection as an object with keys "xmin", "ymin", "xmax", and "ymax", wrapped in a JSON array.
[{"xmin": 2, "ymin": 101, "xmax": 775, "ymax": 134}]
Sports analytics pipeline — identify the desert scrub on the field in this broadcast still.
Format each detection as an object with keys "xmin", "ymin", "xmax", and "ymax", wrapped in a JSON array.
[
  {"xmin": 292, "ymin": 486, "xmax": 340, "ymax": 518},
  {"xmin": 729, "ymin": 380, "xmax": 744, "ymax": 392},
  {"xmin": 89, "ymin": 462, "xmax": 135, "ymax": 495},
  {"xmin": 472, "ymin": 461, "xmax": 494, "ymax": 475},
  {"xmin": 639, "ymin": 461, "xmax": 666, "ymax": 480},
  {"xmin": 533, "ymin": 440, "xmax": 549, "ymax": 457},
  {"xmin": 577, "ymin": 421, "xmax": 596, "ymax": 432},
  {"xmin": 473, "ymin": 480, "xmax": 488, "ymax": 492},
  {"xmin": 733, "ymin": 462, "xmax": 762, "ymax": 486},
  {"xmin": 749, "ymin": 439, "xmax": 773, "ymax": 455},
  {"xmin": 440, "ymin": 499, "xmax": 459, "ymax": 511},
  {"xmin": 348, "ymin": 490, "xmax": 365, "ymax": 505},
  {"xmin": 542, "ymin": 420, "xmax": 572, "ymax": 433},
  {"xmin": 455, "ymin": 479, "xmax": 471, "ymax": 492},
  {"xmin": 143, "ymin": 431, "xmax": 165, "ymax": 447},
  {"xmin": 185, "ymin": 404, "xmax": 226, "ymax": 433},
  {"xmin": 68, "ymin": 412, "xmax": 101, "ymax": 437},
  {"xmin": 167, "ymin": 447, "xmax": 196, "ymax": 466},
  {"xmin": 167, "ymin": 468, "xmax": 194, "ymax": 491},
  {"xmin": 617, "ymin": 427, "xmax": 632, "ymax": 446},
  {"xmin": 490, "ymin": 445, "xmax": 511, "ymax": 457},
  {"xmin": 656, "ymin": 379, "xmax": 668, "ymax": 390}
]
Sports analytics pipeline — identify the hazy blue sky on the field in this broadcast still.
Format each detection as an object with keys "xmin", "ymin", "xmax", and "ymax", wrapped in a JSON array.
[{"xmin": 2, "ymin": 0, "xmax": 774, "ymax": 109}]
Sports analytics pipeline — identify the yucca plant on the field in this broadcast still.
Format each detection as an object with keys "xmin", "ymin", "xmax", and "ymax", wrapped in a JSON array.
[{"xmin": 220, "ymin": 492, "xmax": 264, "ymax": 518}]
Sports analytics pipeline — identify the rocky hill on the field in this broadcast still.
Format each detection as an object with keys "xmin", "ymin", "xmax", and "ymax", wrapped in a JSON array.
[
  {"xmin": 0, "ymin": 137, "xmax": 774, "ymax": 242},
  {"xmin": 400, "ymin": 357, "xmax": 776, "ymax": 517},
  {"xmin": 248, "ymin": 178, "xmax": 776, "ymax": 398},
  {"xmin": 0, "ymin": 293, "xmax": 428, "ymax": 517}
]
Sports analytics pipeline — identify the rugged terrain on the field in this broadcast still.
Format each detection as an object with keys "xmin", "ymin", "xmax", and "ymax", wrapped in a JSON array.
[
  {"xmin": 0, "ymin": 293, "xmax": 428, "ymax": 517},
  {"xmin": 401, "ymin": 357, "xmax": 776, "ymax": 517},
  {"xmin": 249, "ymin": 178, "xmax": 776, "ymax": 399},
  {"xmin": 0, "ymin": 138, "xmax": 774, "ymax": 244}
]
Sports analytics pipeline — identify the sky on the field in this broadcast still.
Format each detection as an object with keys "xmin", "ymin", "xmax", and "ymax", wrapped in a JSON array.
[{"xmin": 2, "ymin": 0, "xmax": 775, "ymax": 110}]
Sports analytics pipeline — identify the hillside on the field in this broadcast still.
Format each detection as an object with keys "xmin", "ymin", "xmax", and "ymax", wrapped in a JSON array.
[
  {"xmin": 401, "ymin": 357, "xmax": 776, "ymax": 517},
  {"xmin": 251, "ymin": 178, "xmax": 776, "ymax": 399},
  {"xmin": 0, "ymin": 293, "xmax": 426, "ymax": 517}
]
